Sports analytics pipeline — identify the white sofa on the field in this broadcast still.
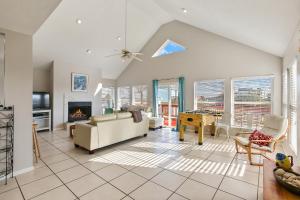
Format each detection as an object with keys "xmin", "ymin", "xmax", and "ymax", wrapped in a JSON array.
[{"xmin": 74, "ymin": 112, "xmax": 149, "ymax": 153}]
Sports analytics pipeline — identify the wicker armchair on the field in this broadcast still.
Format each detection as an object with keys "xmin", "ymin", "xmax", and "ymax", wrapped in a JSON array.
[{"xmin": 233, "ymin": 114, "xmax": 288, "ymax": 166}]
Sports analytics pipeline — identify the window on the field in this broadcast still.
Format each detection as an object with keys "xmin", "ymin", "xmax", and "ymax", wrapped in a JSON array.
[
  {"xmin": 132, "ymin": 85, "xmax": 148, "ymax": 107},
  {"xmin": 287, "ymin": 60, "xmax": 297, "ymax": 153},
  {"xmin": 100, "ymin": 87, "xmax": 115, "ymax": 113},
  {"xmin": 194, "ymin": 80, "xmax": 225, "ymax": 113},
  {"xmin": 231, "ymin": 76, "xmax": 273, "ymax": 128},
  {"xmin": 117, "ymin": 86, "xmax": 131, "ymax": 109},
  {"xmin": 152, "ymin": 39, "xmax": 186, "ymax": 58},
  {"xmin": 282, "ymin": 71, "xmax": 288, "ymax": 118}
]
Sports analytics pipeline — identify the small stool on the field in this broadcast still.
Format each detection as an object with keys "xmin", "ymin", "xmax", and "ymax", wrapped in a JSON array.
[
  {"xmin": 32, "ymin": 124, "xmax": 41, "ymax": 162},
  {"xmin": 70, "ymin": 125, "xmax": 76, "ymax": 138}
]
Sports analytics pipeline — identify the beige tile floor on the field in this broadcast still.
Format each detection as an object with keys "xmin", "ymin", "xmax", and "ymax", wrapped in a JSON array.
[{"xmin": 0, "ymin": 128, "xmax": 283, "ymax": 200}]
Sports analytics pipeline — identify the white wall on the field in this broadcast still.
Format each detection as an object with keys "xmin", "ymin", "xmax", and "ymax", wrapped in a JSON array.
[
  {"xmin": 0, "ymin": 27, "xmax": 33, "ymax": 172},
  {"xmin": 33, "ymin": 68, "xmax": 50, "ymax": 92},
  {"xmin": 117, "ymin": 21, "xmax": 282, "ymax": 116},
  {"xmin": 52, "ymin": 60, "xmax": 114, "ymax": 130}
]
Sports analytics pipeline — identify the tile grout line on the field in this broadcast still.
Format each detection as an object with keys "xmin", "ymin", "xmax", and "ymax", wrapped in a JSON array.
[
  {"xmin": 164, "ymin": 139, "xmax": 220, "ymax": 200},
  {"xmin": 164, "ymin": 136, "xmax": 237, "ymax": 200},
  {"xmin": 25, "ymin": 159, "xmax": 79, "ymax": 200},
  {"xmin": 212, "ymin": 151, "xmax": 256, "ymax": 200},
  {"xmin": 39, "ymin": 134, "xmax": 132, "ymax": 199},
  {"xmin": 15, "ymin": 176, "xmax": 26, "ymax": 200},
  {"xmin": 125, "ymin": 135, "xmax": 228, "ymax": 200},
  {"xmin": 89, "ymin": 133, "xmax": 233, "ymax": 199},
  {"xmin": 38, "ymin": 131, "xmax": 255, "ymax": 200}
]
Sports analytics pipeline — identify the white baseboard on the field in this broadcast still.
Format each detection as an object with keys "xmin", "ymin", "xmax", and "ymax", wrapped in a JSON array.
[
  {"xmin": 53, "ymin": 127, "xmax": 64, "ymax": 131},
  {"xmin": 14, "ymin": 166, "xmax": 34, "ymax": 176},
  {"xmin": 0, "ymin": 166, "xmax": 34, "ymax": 181}
]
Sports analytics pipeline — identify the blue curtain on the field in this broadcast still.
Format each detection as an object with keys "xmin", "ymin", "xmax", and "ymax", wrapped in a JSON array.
[
  {"xmin": 176, "ymin": 77, "xmax": 185, "ymax": 131},
  {"xmin": 152, "ymin": 80, "xmax": 159, "ymax": 117}
]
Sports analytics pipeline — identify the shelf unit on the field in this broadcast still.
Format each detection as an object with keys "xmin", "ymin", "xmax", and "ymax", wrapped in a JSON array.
[
  {"xmin": 32, "ymin": 109, "xmax": 51, "ymax": 131},
  {"xmin": 0, "ymin": 106, "xmax": 14, "ymax": 184}
]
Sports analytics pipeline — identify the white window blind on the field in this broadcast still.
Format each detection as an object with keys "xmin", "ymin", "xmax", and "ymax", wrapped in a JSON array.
[
  {"xmin": 100, "ymin": 87, "xmax": 115, "ymax": 113},
  {"xmin": 232, "ymin": 76, "xmax": 273, "ymax": 128},
  {"xmin": 194, "ymin": 80, "xmax": 225, "ymax": 113},
  {"xmin": 117, "ymin": 86, "xmax": 131, "ymax": 109},
  {"xmin": 282, "ymin": 71, "xmax": 288, "ymax": 118},
  {"xmin": 288, "ymin": 61, "xmax": 297, "ymax": 153},
  {"xmin": 132, "ymin": 85, "xmax": 148, "ymax": 107}
]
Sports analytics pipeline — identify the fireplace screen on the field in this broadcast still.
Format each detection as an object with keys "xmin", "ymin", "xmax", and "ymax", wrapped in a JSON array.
[{"xmin": 68, "ymin": 102, "xmax": 92, "ymax": 122}]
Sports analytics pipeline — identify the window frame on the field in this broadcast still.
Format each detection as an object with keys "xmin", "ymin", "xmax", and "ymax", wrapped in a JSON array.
[
  {"xmin": 193, "ymin": 79, "xmax": 226, "ymax": 112},
  {"xmin": 100, "ymin": 86, "xmax": 115, "ymax": 113},
  {"xmin": 152, "ymin": 39, "xmax": 186, "ymax": 58},
  {"xmin": 230, "ymin": 75, "xmax": 275, "ymax": 128},
  {"xmin": 132, "ymin": 85, "xmax": 148, "ymax": 107},
  {"xmin": 117, "ymin": 86, "xmax": 131, "ymax": 109}
]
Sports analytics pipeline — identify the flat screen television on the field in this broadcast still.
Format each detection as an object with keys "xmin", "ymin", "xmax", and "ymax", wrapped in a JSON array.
[{"xmin": 33, "ymin": 92, "xmax": 50, "ymax": 110}]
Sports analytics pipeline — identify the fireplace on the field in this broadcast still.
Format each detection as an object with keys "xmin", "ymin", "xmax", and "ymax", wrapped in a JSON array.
[{"xmin": 68, "ymin": 102, "xmax": 92, "ymax": 122}]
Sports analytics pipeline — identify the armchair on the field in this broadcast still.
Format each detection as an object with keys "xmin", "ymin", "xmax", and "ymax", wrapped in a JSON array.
[{"xmin": 233, "ymin": 114, "xmax": 288, "ymax": 166}]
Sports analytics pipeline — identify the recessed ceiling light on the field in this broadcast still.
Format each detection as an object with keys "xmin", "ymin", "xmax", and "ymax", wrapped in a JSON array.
[
  {"xmin": 182, "ymin": 8, "xmax": 188, "ymax": 13},
  {"xmin": 76, "ymin": 19, "xmax": 82, "ymax": 24},
  {"xmin": 117, "ymin": 36, "xmax": 122, "ymax": 41},
  {"xmin": 86, "ymin": 49, "xmax": 92, "ymax": 54}
]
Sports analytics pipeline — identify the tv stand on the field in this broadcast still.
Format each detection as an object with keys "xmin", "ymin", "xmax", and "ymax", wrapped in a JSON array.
[{"xmin": 33, "ymin": 109, "xmax": 51, "ymax": 131}]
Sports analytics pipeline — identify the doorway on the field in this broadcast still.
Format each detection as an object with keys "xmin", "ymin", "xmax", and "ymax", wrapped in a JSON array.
[{"xmin": 157, "ymin": 81, "xmax": 179, "ymax": 129}]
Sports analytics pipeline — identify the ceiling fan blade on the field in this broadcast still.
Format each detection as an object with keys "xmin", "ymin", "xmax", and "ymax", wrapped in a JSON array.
[
  {"xmin": 105, "ymin": 53, "xmax": 122, "ymax": 58},
  {"xmin": 132, "ymin": 52, "xmax": 143, "ymax": 55},
  {"xmin": 132, "ymin": 55, "xmax": 143, "ymax": 62}
]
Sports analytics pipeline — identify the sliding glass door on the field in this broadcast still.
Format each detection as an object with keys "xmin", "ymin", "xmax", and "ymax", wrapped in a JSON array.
[{"xmin": 157, "ymin": 81, "xmax": 178, "ymax": 128}]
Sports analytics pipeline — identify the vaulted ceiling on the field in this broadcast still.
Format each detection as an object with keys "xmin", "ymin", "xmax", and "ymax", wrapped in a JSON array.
[
  {"xmin": 0, "ymin": 0, "xmax": 62, "ymax": 35},
  {"xmin": 33, "ymin": 0, "xmax": 171, "ymax": 79},
  {"xmin": 6, "ymin": 0, "xmax": 298, "ymax": 79}
]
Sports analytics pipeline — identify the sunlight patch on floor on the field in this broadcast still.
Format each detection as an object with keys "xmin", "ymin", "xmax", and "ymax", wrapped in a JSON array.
[
  {"xmin": 131, "ymin": 141, "xmax": 192, "ymax": 151},
  {"xmin": 192, "ymin": 142, "xmax": 235, "ymax": 152}
]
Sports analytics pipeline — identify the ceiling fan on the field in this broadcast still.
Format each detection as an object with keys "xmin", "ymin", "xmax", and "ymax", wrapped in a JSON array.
[{"xmin": 106, "ymin": 0, "xmax": 143, "ymax": 62}]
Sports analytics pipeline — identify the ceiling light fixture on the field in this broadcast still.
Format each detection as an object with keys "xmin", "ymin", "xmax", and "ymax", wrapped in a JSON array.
[
  {"xmin": 117, "ymin": 36, "xmax": 122, "ymax": 41},
  {"xmin": 182, "ymin": 8, "xmax": 188, "ymax": 13},
  {"xmin": 76, "ymin": 19, "xmax": 82, "ymax": 24},
  {"xmin": 86, "ymin": 49, "xmax": 92, "ymax": 54}
]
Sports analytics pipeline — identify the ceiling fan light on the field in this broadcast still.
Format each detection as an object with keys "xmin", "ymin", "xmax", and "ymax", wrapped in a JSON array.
[
  {"xmin": 182, "ymin": 8, "xmax": 188, "ymax": 13},
  {"xmin": 86, "ymin": 49, "xmax": 92, "ymax": 54},
  {"xmin": 76, "ymin": 19, "xmax": 82, "ymax": 24}
]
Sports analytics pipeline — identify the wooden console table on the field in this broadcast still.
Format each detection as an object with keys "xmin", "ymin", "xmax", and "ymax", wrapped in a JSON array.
[
  {"xmin": 263, "ymin": 159, "xmax": 300, "ymax": 200},
  {"xmin": 179, "ymin": 112, "xmax": 215, "ymax": 145}
]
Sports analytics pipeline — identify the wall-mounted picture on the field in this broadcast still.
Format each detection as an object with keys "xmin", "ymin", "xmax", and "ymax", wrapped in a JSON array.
[{"xmin": 71, "ymin": 73, "xmax": 88, "ymax": 92}]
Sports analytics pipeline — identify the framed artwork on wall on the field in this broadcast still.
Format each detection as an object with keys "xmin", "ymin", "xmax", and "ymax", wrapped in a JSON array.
[{"xmin": 71, "ymin": 73, "xmax": 88, "ymax": 92}]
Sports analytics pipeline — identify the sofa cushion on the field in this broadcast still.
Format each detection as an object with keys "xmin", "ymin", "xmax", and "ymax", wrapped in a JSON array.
[
  {"xmin": 116, "ymin": 112, "xmax": 132, "ymax": 119},
  {"xmin": 91, "ymin": 114, "xmax": 116, "ymax": 125}
]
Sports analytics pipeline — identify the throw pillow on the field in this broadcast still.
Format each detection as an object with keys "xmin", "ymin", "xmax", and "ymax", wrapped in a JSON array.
[{"xmin": 249, "ymin": 130, "xmax": 273, "ymax": 146}]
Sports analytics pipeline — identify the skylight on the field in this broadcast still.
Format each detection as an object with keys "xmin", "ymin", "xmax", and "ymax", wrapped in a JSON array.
[{"xmin": 152, "ymin": 39, "xmax": 186, "ymax": 58}]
